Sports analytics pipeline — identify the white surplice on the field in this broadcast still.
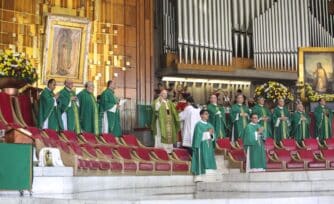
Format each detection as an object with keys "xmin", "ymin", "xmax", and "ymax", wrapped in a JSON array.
[{"xmin": 179, "ymin": 105, "xmax": 201, "ymax": 147}]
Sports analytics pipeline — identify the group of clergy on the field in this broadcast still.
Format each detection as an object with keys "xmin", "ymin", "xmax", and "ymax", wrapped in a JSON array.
[
  {"xmin": 152, "ymin": 89, "xmax": 334, "ymax": 178},
  {"xmin": 37, "ymin": 79, "xmax": 122, "ymax": 137}
]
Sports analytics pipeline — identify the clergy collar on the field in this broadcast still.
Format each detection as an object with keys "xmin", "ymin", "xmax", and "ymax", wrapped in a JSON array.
[
  {"xmin": 259, "ymin": 104, "xmax": 264, "ymax": 107},
  {"xmin": 237, "ymin": 103, "xmax": 243, "ymax": 106},
  {"xmin": 250, "ymin": 122, "xmax": 257, "ymax": 125},
  {"xmin": 321, "ymin": 105, "xmax": 325, "ymax": 108},
  {"xmin": 199, "ymin": 120, "xmax": 208, "ymax": 124},
  {"xmin": 65, "ymin": 87, "xmax": 72, "ymax": 92},
  {"xmin": 278, "ymin": 106, "xmax": 283, "ymax": 109},
  {"xmin": 47, "ymin": 87, "xmax": 53, "ymax": 92},
  {"xmin": 211, "ymin": 103, "xmax": 217, "ymax": 106}
]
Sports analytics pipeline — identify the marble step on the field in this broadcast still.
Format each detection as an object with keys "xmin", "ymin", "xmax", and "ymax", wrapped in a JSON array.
[{"xmin": 34, "ymin": 167, "xmax": 73, "ymax": 177}]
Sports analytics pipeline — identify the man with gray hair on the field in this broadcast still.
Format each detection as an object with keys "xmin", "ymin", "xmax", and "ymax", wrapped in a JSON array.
[
  {"xmin": 77, "ymin": 81, "xmax": 100, "ymax": 135},
  {"xmin": 57, "ymin": 79, "xmax": 81, "ymax": 134}
]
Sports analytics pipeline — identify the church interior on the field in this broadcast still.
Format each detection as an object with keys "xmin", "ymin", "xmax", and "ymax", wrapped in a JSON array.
[{"xmin": 1, "ymin": 0, "xmax": 334, "ymax": 203}]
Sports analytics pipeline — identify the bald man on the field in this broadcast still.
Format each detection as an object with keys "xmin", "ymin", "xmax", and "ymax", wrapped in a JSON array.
[
  {"xmin": 57, "ymin": 79, "xmax": 81, "ymax": 134},
  {"xmin": 77, "ymin": 81, "xmax": 100, "ymax": 135},
  {"xmin": 151, "ymin": 89, "xmax": 180, "ymax": 153}
]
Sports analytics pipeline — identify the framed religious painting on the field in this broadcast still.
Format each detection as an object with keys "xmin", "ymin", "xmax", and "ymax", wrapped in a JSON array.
[
  {"xmin": 42, "ymin": 15, "xmax": 91, "ymax": 86},
  {"xmin": 298, "ymin": 47, "xmax": 334, "ymax": 102}
]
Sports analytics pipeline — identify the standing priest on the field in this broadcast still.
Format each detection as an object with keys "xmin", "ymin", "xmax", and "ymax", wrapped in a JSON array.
[
  {"xmin": 77, "ymin": 81, "xmax": 100, "ymax": 135},
  {"xmin": 230, "ymin": 94, "xmax": 250, "ymax": 142},
  {"xmin": 191, "ymin": 109, "xmax": 217, "ymax": 182},
  {"xmin": 243, "ymin": 113, "xmax": 266, "ymax": 173},
  {"xmin": 57, "ymin": 79, "xmax": 81, "ymax": 134},
  {"xmin": 314, "ymin": 98, "xmax": 333, "ymax": 142},
  {"xmin": 38, "ymin": 79, "xmax": 61, "ymax": 131},
  {"xmin": 272, "ymin": 98, "xmax": 291, "ymax": 143},
  {"xmin": 291, "ymin": 103, "xmax": 310, "ymax": 143},
  {"xmin": 99, "ymin": 80, "xmax": 122, "ymax": 137},
  {"xmin": 251, "ymin": 96, "xmax": 272, "ymax": 138},
  {"xmin": 207, "ymin": 94, "xmax": 227, "ymax": 138},
  {"xmin": 151, "ymin": 89, "xmax": 180, "ymax": 153}
]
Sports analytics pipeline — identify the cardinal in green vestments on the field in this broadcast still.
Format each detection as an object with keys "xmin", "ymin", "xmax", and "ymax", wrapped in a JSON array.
[
  {"xmin": 272, "ymin": 99, "xmax": 291, "ymax": 143},
  {"xmin": 191, "ymin": 109, "xmax": 217, "ymax": 181},
  {"xmin": 251, "ymin": 96, "xmax": 272, "ymax": 138},
  {"xmin": 314, "ymin": 98, "xmax": 333, "ymax": 142},
  {"xmin": 99, "ymin": 80, "xmax": 122, "ymax": 137},
  {"xmin": 230, "ymin": 94, "xmax": 250, "ymax": 141},
  {"xmin": 57, "ymin": 79, "xmax": 81, "ymax": 134},
  {"xmin": 77, "ymin": 81, "xmax": 100, "ymax": 135},
  {"xmin": 151, "ymin": 89, "xmax": 180, "ymax": 153},
  {"xmin": 38, "ymin": 79, "xmax": 61, "ymax": 131},
  {"xmin": 291, "ymin": 103, "xmax": 310, "ymax": 143},
  {"xmin": 243, "ymin": 113, "xmax": 266, "ymax": 172},
  {"xmin": 207, "ymin": 94, "xmax": 227, "ymax": 138}
]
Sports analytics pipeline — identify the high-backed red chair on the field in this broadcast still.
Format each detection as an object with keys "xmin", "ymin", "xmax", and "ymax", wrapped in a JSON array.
[
  {"xmin": 266, "ymin": 152, "xmax": 283, "ymax": 171},
  {"xmin": 227, "ymin": 149, "xmax": 246, "ymax": 170},
  {"xmin": 280, "ymin": 139, "xmax": 298, "ymax": 152},
  {"xmin": 265, "ymin": 137, "xmax": 275, "ymax": 153},
  {"xmin": 320, "ymin": 149, "xmax": 334, "ymax": 169},
  {"xmin": 13, "ymin": 94, "xmax": 36, "ymax": 127},
  {"xmin": 301, "ymin": 138, "xmax": 323, "ymax": 153},
  {"xmin": 273, "ymin": 149, "xmax": 304, "ymax": 170},
  {"xmin": 324, "ymin": 138, "xmax": 334, "ymax": 150},
  {"xmin": 172, "ymin": 148, "xmax": 191, "ymax": 161},
  {"xmin": 296, "ymin": 150, "xmax": 326, "ymax": 169},
  {"xmin": 113, "ymin": 146, "xmax": 138, "ymax": 172},
  {"xmin": 100, "ymin": 133, "xmax": 118, "ymax": 146},
  {"xmin": 120, "ymin": 134, "xmax": 145, "ymax": 147},
  {"xmin": 216, "ymin": 138, "xmax": 232, "ymax": 156},
  {"xmin": 0, "ymin": 92, "xmax": 23, "ymax": 127},
  {"xmin": 151, "ymin": 148, "xmax": 189, "ymax": 173},
  {"xmin": 132, "ymin": 147, "xmax": 166, "ymax": 173},
  {"xmin": 60, "ymin": 130, "xmax": 80, "ymax": 143},
  {"xmin": 42, "ymin": 129, "xmax": 61, "ymax": 141},
  {"xmin": 80, "ymin": 132, "xmax": 99, "ymax": 145}
]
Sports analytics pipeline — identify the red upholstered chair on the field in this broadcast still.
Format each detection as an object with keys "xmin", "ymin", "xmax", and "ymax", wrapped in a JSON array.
[
  {"xmin": 301, "ymin": 138, "xmax": 323, "ymax": 153},
  {"xmin": 266, "ymin": 152, "xmax": 283, "ymax": 171},
  {"xmin": 25, "ymin": 126, "xmax": 42, "ymax": 140},
  {"xmin": 265, "ymin": 137, "xmax": 276, "ymax": 154},
  {"xmin": 13, "ymin": 94, "xmax": 35, "ymax": 127},
  {"xmin": 132, "ymin": 147, "xmax": 162, "ymax": 173},
  {"xmin": 0, "ymin": 92, "xmax": 24, "ymax": 127},
  {"xmin": 273, "ymin": 149, "xmax": 304, "ymax": 170},
  {"xmin": 324, "ymin": 138, "xmax": 334, "ymax": 150},
  {"xmin": 61, "ymin": 130, "xmax": 80, "ymax": 143},
  {"xmin": 120, "ymin": 134, "xmax": 145, "ymax": 147},
  {"xmin": 113, "ymin": 146, "xmax": 138, "ymax": 172},
  {"xmin": 280, "ymin": 139, "xmax": 298, "ymax": 153},
  {"xmin": 95, "ymin": 146, "xmax": 123, "ymax": 172},
  {"xmin": 172, "ymin": 148, "xmax": 191, "ymax": 161},
  {"xmin": 77, "ymin": 159, "xmax": 89, "ymax": 170},
  {"xmin": 216, "ymin": 138, "xmax": 232, "ymax": 156},
  {"xmin": 150, "ymin": 148, "xmax": 189, "ymax": 173},
  {"xmin": 80, "ymin": 143, "xmax": 99, "ymax": 158},
  {"xmin": 296, "ymin": 150, "xmax": 326, "ymax": 169},
  {"xmin": 80, "ymin": 132, "xmax": 99, "ymax": 145},
  {"xmin": 227, "ymin": 149, "xmax": 246, "ymax": 170},
  {"xmin": 100, "ymin": 133, "xmax": 118, "ymax": 146},
  {"xmin": 67, "ymin": 142, "xmax": 85, "ymax": 157},
  {"xmin": 320, "ymin": 149, "xmax": 334, "ymax": 169},
  {"xmin": 42, "ymin": 129, "xmax": 61, "ymax": 142}
]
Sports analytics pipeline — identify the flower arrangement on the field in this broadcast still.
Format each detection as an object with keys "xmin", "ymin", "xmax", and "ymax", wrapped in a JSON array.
[
  {"xmin": 0, "ymin": 50, "xmax": 38, "ymax": 84},
  {"xmin": 254, "ymin": 81, "xmax": 294, "ymax": 102},
  {"xmin": 304, "ymin": 83, "xmax": 334, "ymax": 102}
]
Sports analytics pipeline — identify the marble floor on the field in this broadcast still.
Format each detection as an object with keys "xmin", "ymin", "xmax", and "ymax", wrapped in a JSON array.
[{"xmin": 1, "ymin": 186, "xmax": 334, "ymax": 204}]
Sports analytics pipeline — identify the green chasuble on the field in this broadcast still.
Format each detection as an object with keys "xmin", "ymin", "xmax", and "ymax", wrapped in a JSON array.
[
  {"xmin": 99, "ymin": 88, "xmax": 122, "ymax": 137},
  {"xmin": 151, "ymin": 99, "xmax": 180, "ymax": 144},
  {"xmin": 207, "ymin": 103, "xmax": 227, "ymax": 138},
  {"xmin": 243, "ymin": 123, "xmax": 266, "ymax": 169},
  {"xmin": 191, "ymin": 120, "xmax": 217, "ymax": 175},
  {"xmin": 230, "ymin": 103, "xmax": 250, "ymax": 141},
  {"xmin": 291, "ymin": 111, "xmax": 310, "ymax": 143},
  {"xmin": 77, "ymin": 89, "xmax": 100, "ymax": 135},
  {"xmin": 272, "ymin": 106, "xmax": 291, "ymax": 143},
  {"xmin": 252, "ymin": 104, "xmax": 272, "ymax": 138},
  {"xmin": 37, "ymin": 88, "xmax": 60, "ymax": 131},
  {"xmin": 314, "ymin": 105, "xmax": 333, "ymax": 142},
  {"xmin": 58, "ymin": 88, "xmax": 81, "ymax": 134}
]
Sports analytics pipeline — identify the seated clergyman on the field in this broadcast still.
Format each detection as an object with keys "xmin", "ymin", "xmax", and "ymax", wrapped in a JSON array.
[
  {"xmin": 191, "ymin": 109, "xmax": 217, "ymax": 182},
  {"xmin": 243, "ymin": 113, "xmax": 266, "ymax": 173}
]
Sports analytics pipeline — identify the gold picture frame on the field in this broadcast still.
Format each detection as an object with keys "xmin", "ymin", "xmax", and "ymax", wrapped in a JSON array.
[
  {"xmin": 42, "ymin": 14, "xmax": 91, "ymax": 85},
  {"xmin": 298, "ymin": 47, "xmax": 334, "ymax": 101}
]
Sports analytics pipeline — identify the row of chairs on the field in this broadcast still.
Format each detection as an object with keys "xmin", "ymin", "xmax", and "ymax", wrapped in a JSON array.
[
  {"xmin": 28, "ymin": 127, "xmax": 191, "ymax": 175},
  {"xmin": 216, "ymin": 137, "xmax": 334, "ymax": 171}
]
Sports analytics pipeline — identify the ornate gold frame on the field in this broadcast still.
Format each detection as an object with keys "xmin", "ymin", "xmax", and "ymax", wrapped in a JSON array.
[
  {"xmin": 298, "ymin": 47, "xmax": 334, "ymax": 101},
  {"xmin": 42, "ymin": 14, "xmax": 91, "ymax": 86}
]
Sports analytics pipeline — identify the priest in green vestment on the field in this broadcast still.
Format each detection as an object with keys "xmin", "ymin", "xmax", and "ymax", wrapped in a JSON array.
[
  {"xmin": 207, "ymin": 94, "xmax": 227, "ymax": 138},
  {"xmin": 57, "ymin": 79, "xmax": 81, "ymax": 134},
  {"xmin": 191, "ymin": 109, "xmax": 217, "ymax": 181},
  {"xmin": 251, "ymin": 96, "xmax": 272, "ymax": 138},
  {"xmin": 38, "ymin": 79, "xmax": 60, "ymax": 131},
  {"xmin": 272, "ymin": 98, "xmax": 291, "ymax": 143},
  {"xmin": 151, "ymin": 89, "xmax": 180, "ymax": 153},
  {"xmin": 291, "ymin": 103, "xmax": 310, "ymax": 143},
  {"xmin": 243, "ymin": 113, "xmax": 266, "ymax": 172},
  {"xmin": 230, "ymin": 94, "xmax": 250, "ymax": 141},
  {"xmin": 314, "ymin": 98, "xmax": 333, "ymax": 142},
  {"xmin": 77, "ymin": 81, "xmax": 100, "ymax": 135},
  {"xmin": 99, "ymin": 80, "xmax": 122, "ymax": 137}
]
